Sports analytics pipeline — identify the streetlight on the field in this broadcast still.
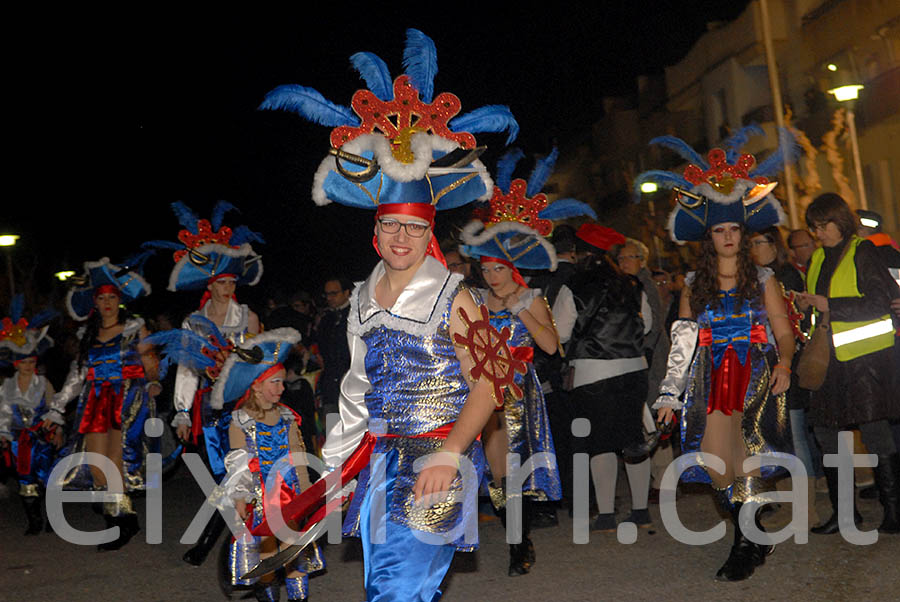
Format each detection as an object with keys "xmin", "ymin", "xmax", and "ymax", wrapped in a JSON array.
[
  {"xmin": 640, "ymin": 183, "xmax": 663, "ymax": 268},
  {"xmin": 55, "ymin": 270, "xmax": 76, "ymax": 282},
  {"xmin": 0, "ymin": 234, "xmax": 19, "ymax": 296},
  {"xmin": 640, "ymin": 182, "xmax": 658, "ymax": 194},
  {"xmin": 828, "ymin": 84, "xmax": 867, "ymax": 209}
]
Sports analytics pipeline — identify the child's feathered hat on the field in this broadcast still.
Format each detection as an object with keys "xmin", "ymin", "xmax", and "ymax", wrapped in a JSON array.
[{"xmin": 0, "ymin": 295, "xmax": 57, "ymax": 365}]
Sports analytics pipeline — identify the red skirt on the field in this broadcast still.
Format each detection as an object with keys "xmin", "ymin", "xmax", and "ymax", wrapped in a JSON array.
[
  {"xmin": 79, "ymin": 382, "xmax": 125, "ymax": 434},
  {"xmin": 707, "ymin": 346, "xmax": 752, "ymax": 416}
]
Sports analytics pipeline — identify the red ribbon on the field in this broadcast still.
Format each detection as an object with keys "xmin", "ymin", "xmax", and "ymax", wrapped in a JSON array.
[
  {"xmin": 698, "ymin": 324, "xmax": 767, "ymax": 347},
  {"xmin": 191, "ymin": 386, "xmax": 212, "ymax": 445},
  {"xmin": 480, "ymin": 256, "xmax": 528, "ymax": 288},
  {"xmin": 510, "ymin": 345, "xmax": 534, "ymax": 364},
  {"xmin": 250, "ymin": 422, "xmax": 457, "ymax": 537}
]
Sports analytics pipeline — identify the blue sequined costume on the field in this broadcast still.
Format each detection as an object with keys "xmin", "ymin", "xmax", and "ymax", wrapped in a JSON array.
[
  {"xmin": 680, "ymin": 268, "xmax": 792, "ymax": 483},
  {"xmin": 174, "ymin": 300, "xmax": 253, "ymax": 480},
  {"xmin": 0, "ymin": 375, "xmax": 55, "ymax": 496},
  {"xmin": 51, "ymin": 319, "xmax": 156, "ymax": 492},
  {"xmin": 479, "ymin": 288, "xmax": 561, "ymax": 501},
  {"xmin": 323, "ymin": 258, "xmax": 487, "ymax": 601},
  {"xmin": 225, "ymin": 406, "xmax": 325, "ymax": 598}
]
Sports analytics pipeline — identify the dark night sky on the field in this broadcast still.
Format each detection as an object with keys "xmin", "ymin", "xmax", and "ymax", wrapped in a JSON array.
[{"xmin": 7, "ymin": 2, "xmax": 749, "ymax": 316}]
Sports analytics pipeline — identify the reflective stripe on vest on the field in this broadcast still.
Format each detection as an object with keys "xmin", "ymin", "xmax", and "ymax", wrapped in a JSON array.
[{"xmin": 806, "ymin": 236, "xmax": 894, "ymax": 362}]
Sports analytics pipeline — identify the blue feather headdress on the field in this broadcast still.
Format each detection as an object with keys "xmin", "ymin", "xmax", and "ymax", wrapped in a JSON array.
[
  {"xmin": 147, "ymin": 319, "xmax": 301, "ymax": 409},
  {"xmin": 634, "ymin": 127, "xmax": 798, "ymax": 243},
  {"xmin": 0, "ymin": 295, "xmax": 58, "ymax": 364},
  {"xmin": 260, "ymin": 29, "xmax": 518, "ymax": 211},
  {"xmin": 143, "ymin": 201, "xmax": 264, "ymax": 292},
  {"xmin": 461, "ymin": 148, "xmax": 596, "ymax": 271}
]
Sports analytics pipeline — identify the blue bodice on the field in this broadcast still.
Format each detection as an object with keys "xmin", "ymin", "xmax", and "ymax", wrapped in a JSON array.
[
  {"xmin": 87, "ymin": 333, "xmax": 143, "ymax": 393},
  {"xmin": 253, "ymin": 415, "xmax": 300, "ymax": 492},
  {"xmin": 361, "ymin": 290, "xmax": 470, "ymax": 436},
  {"xmin": 698, "ymin": 289, "xmax": 770, "ymax": 368}
]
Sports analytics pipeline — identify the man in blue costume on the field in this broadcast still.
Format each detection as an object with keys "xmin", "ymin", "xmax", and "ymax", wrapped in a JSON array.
[{"xmin": 259, "ymin": 29, "xmax": 520, "ymax": 600}]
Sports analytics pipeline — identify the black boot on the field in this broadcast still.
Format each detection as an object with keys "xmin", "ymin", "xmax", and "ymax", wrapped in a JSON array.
[
  {"xmin": 22, "ymin": 495, "xmax": 43, "ymax": 535},
  {"xmin": 873, "ymin": 453, "xmax": 900, "ymax": 534},
  {"xmin": 714, "ymin": 502, "xmax": 760, "ymax": 582},
  {"xmin": 254, "ymin": 582, "xmax": 280, "ymax": 602},
  {"xmin": 217, "ymin": 537, "xmax": 235, "ymax": 598},
  {"xmin": 97, "ymin": 513, "xmax": 140, "ymax": 551},
  {"xmin": 812, "ymin": 467, "xmax": 863, "ymax": 535},
  {"xmin": 183, "ymin": 511, "xmax": 227, "ymax": 566},
  {"xmin": 504, "ymin": 497, "xmax": 534, "ymax": 576}
]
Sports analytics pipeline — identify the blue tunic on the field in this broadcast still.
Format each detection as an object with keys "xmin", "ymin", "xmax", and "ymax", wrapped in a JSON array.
[{"xmin": 484, "ymin": 290, "xmax": 561, "ymax": 501}]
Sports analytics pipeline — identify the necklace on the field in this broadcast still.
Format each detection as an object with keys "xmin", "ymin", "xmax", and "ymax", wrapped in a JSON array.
[
  {"xmin": 718, "ymin": 272, "xmax": 737, "ymax": 278},
  {"xmin": 100, "ymin": 322, "xmax": 119, "ymax": 329}
]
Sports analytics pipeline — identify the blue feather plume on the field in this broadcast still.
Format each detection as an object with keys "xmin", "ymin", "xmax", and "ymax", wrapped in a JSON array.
[
  {"xmin": 526, "ymin": 147, "xmax": 559, "ymax": 197},
  {"xmin": 632, "ymin": 170, "xmax": 691, "ymax": 202},
  {"xmin": 402, "ymin": 29, "xmax": 438, "ymax": 103},
  {"xmin": 120, "ymin": 249, "xmax": 154, "ymax": 272},
  {"xmin": 9, "ymin": 294, "xmax": 24, "ymax": 322},
  {"xmin": 230, "ymin": 225, "xmax": 265, "ymax": 246},
  {"xmin": 722, "ymin": 125, "xmax": 765, "ymax": 163},
  {"xmin": 171, "ymin": 201, "xmax": 200, "ymax": 233},
  {"xmin": 186, "ymin": 315, "xmax": 228, "ymax": 349},
  {"xmin": 649, "ymin": 136, "xmax": 709, "ymax": 169},
  {"xmin": 350, "ymin": 52, "xmax": 394, "ymax": 101},
  {"xmin": 259, "ymin": 85, "xmax": 359, "ymax": 127},
  {"xmin": 142, "ymin": 240, "xmax": 184, "ymax": 252},
  {"xmin": 749, "ymin": 127, "xmax": 800, "ymax": 179},
  {"xmin": 539, "ymin": 198, "xmax": 596, "ymax": 221},
  {"xmin": 448, "ymin": 105, "xmax": 519, "ymax": 145},
  {"xmin": 495, "ymin": 148, "xmax": 524, "ymax": 191},
  {"xmin": 143, "ymin": 328, "xmax": 215, "ymax": 379},
  {"xmin": 211, "ymin": 201, "xmax": 239, "ymax": 231},
  {"xmin": 29, "ymin": 308, "xmax": 58, "ymax": 329}
]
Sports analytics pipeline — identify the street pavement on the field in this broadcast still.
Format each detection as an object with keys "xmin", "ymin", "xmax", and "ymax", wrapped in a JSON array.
[{"xmin": 2, "ymin": 463, "xmax": 899, "ymax": 601}]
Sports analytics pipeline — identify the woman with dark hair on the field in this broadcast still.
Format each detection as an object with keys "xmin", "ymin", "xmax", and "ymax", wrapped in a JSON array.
[
  {"xmin": 797, "ymin": 192, "xmax": 900, "ymax": 535},
  {"xmin": 46, "ymin": 257, "xmax": 159, "ymax": 551},
  {"xmin": 638, "ymin": 127, "xmax": 798, "ymax": 581},
  {"xmin": 749, "ymin": 226, "xmax": 804, "ymax": 293}
]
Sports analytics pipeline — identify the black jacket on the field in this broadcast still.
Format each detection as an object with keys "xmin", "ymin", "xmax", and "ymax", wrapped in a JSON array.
[{"xmin": 567, "ymin": 259, "xmax": 645, "ymax": 361}]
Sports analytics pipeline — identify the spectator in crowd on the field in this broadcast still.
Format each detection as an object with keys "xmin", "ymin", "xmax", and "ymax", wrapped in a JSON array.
[
  {"xmin": 443, "ymin": 241, "xmax": 481, "ymax": 288},
  {"xmin": 315, "ymin": 277, "xmax": 352, "ymax": 421},
  {"xmin": 797, "ymin": 193, "xmax": 900, "ymax": 535},
  {"xmin": 749, "ymin": 227, "xmax": 805, "ymax": 293},
  {"xmin": 568, "ymin": 224, "xmax": 652, "ymax": 532},
  {"xmin": 787, "ymin": 229, "xmax": 817, "ymax": 273}
]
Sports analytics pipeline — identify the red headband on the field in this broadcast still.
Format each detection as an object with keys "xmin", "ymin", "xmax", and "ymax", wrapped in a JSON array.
[
  {"xmin": 371, "ymin": 203, "xmax": 447, "ymax": 268},
  {"xmin": 93, "ymin": 284, "xmax": 121, "ymax": 299},
  {"xmin": 480, "ymin": 256, "xmax": 528, "ymax": 288},
  {"xmin": 235, "ymin": 362, "xmax": 285, "ymax": 409},
  {"xmin": 199, "ymin": 274, "xmax": 239, "ymax": 309}
]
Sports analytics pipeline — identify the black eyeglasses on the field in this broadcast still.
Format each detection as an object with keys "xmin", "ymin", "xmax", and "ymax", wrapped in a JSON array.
[{"xmin": 377, "ymin": 218, "xmax": 429, "ymax": 238}]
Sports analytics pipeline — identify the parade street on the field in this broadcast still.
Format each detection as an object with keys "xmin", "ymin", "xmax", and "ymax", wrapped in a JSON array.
[{"xmin": 3, "ymin": 464, "xmax": 899, "ymax": 602}]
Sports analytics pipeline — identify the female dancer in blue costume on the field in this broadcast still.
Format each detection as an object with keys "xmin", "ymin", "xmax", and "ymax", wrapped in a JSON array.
[
  {"xmin": 639, "ymin": 127, "xmax": 797, "ymax": 581},
  {"xmin": 144, "ymin": 200, "xmax": 263, "ymax": 566},
  {"xmin": 0, "ymin": 298, "xmax": 61, "ymax": 535},
  {"xmin": 476, "ymin": 257, "xmax": 560, "ymax": 574},
  {"xmin": 460, "ymin": 148, "xmax": 594, "ymax": 575},
  {"xmin": 47, "ymin": 257, "xmax": 159, "ymax": 551}
]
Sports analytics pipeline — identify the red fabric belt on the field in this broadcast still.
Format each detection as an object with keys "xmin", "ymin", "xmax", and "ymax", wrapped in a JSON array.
[
  {"xmin": 251, "ymin": 422, "xmax": 457, "ymax": 537},
  {"xmin": 698, "ymin": 324, "xmax": 767, "ymax": 347}
]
